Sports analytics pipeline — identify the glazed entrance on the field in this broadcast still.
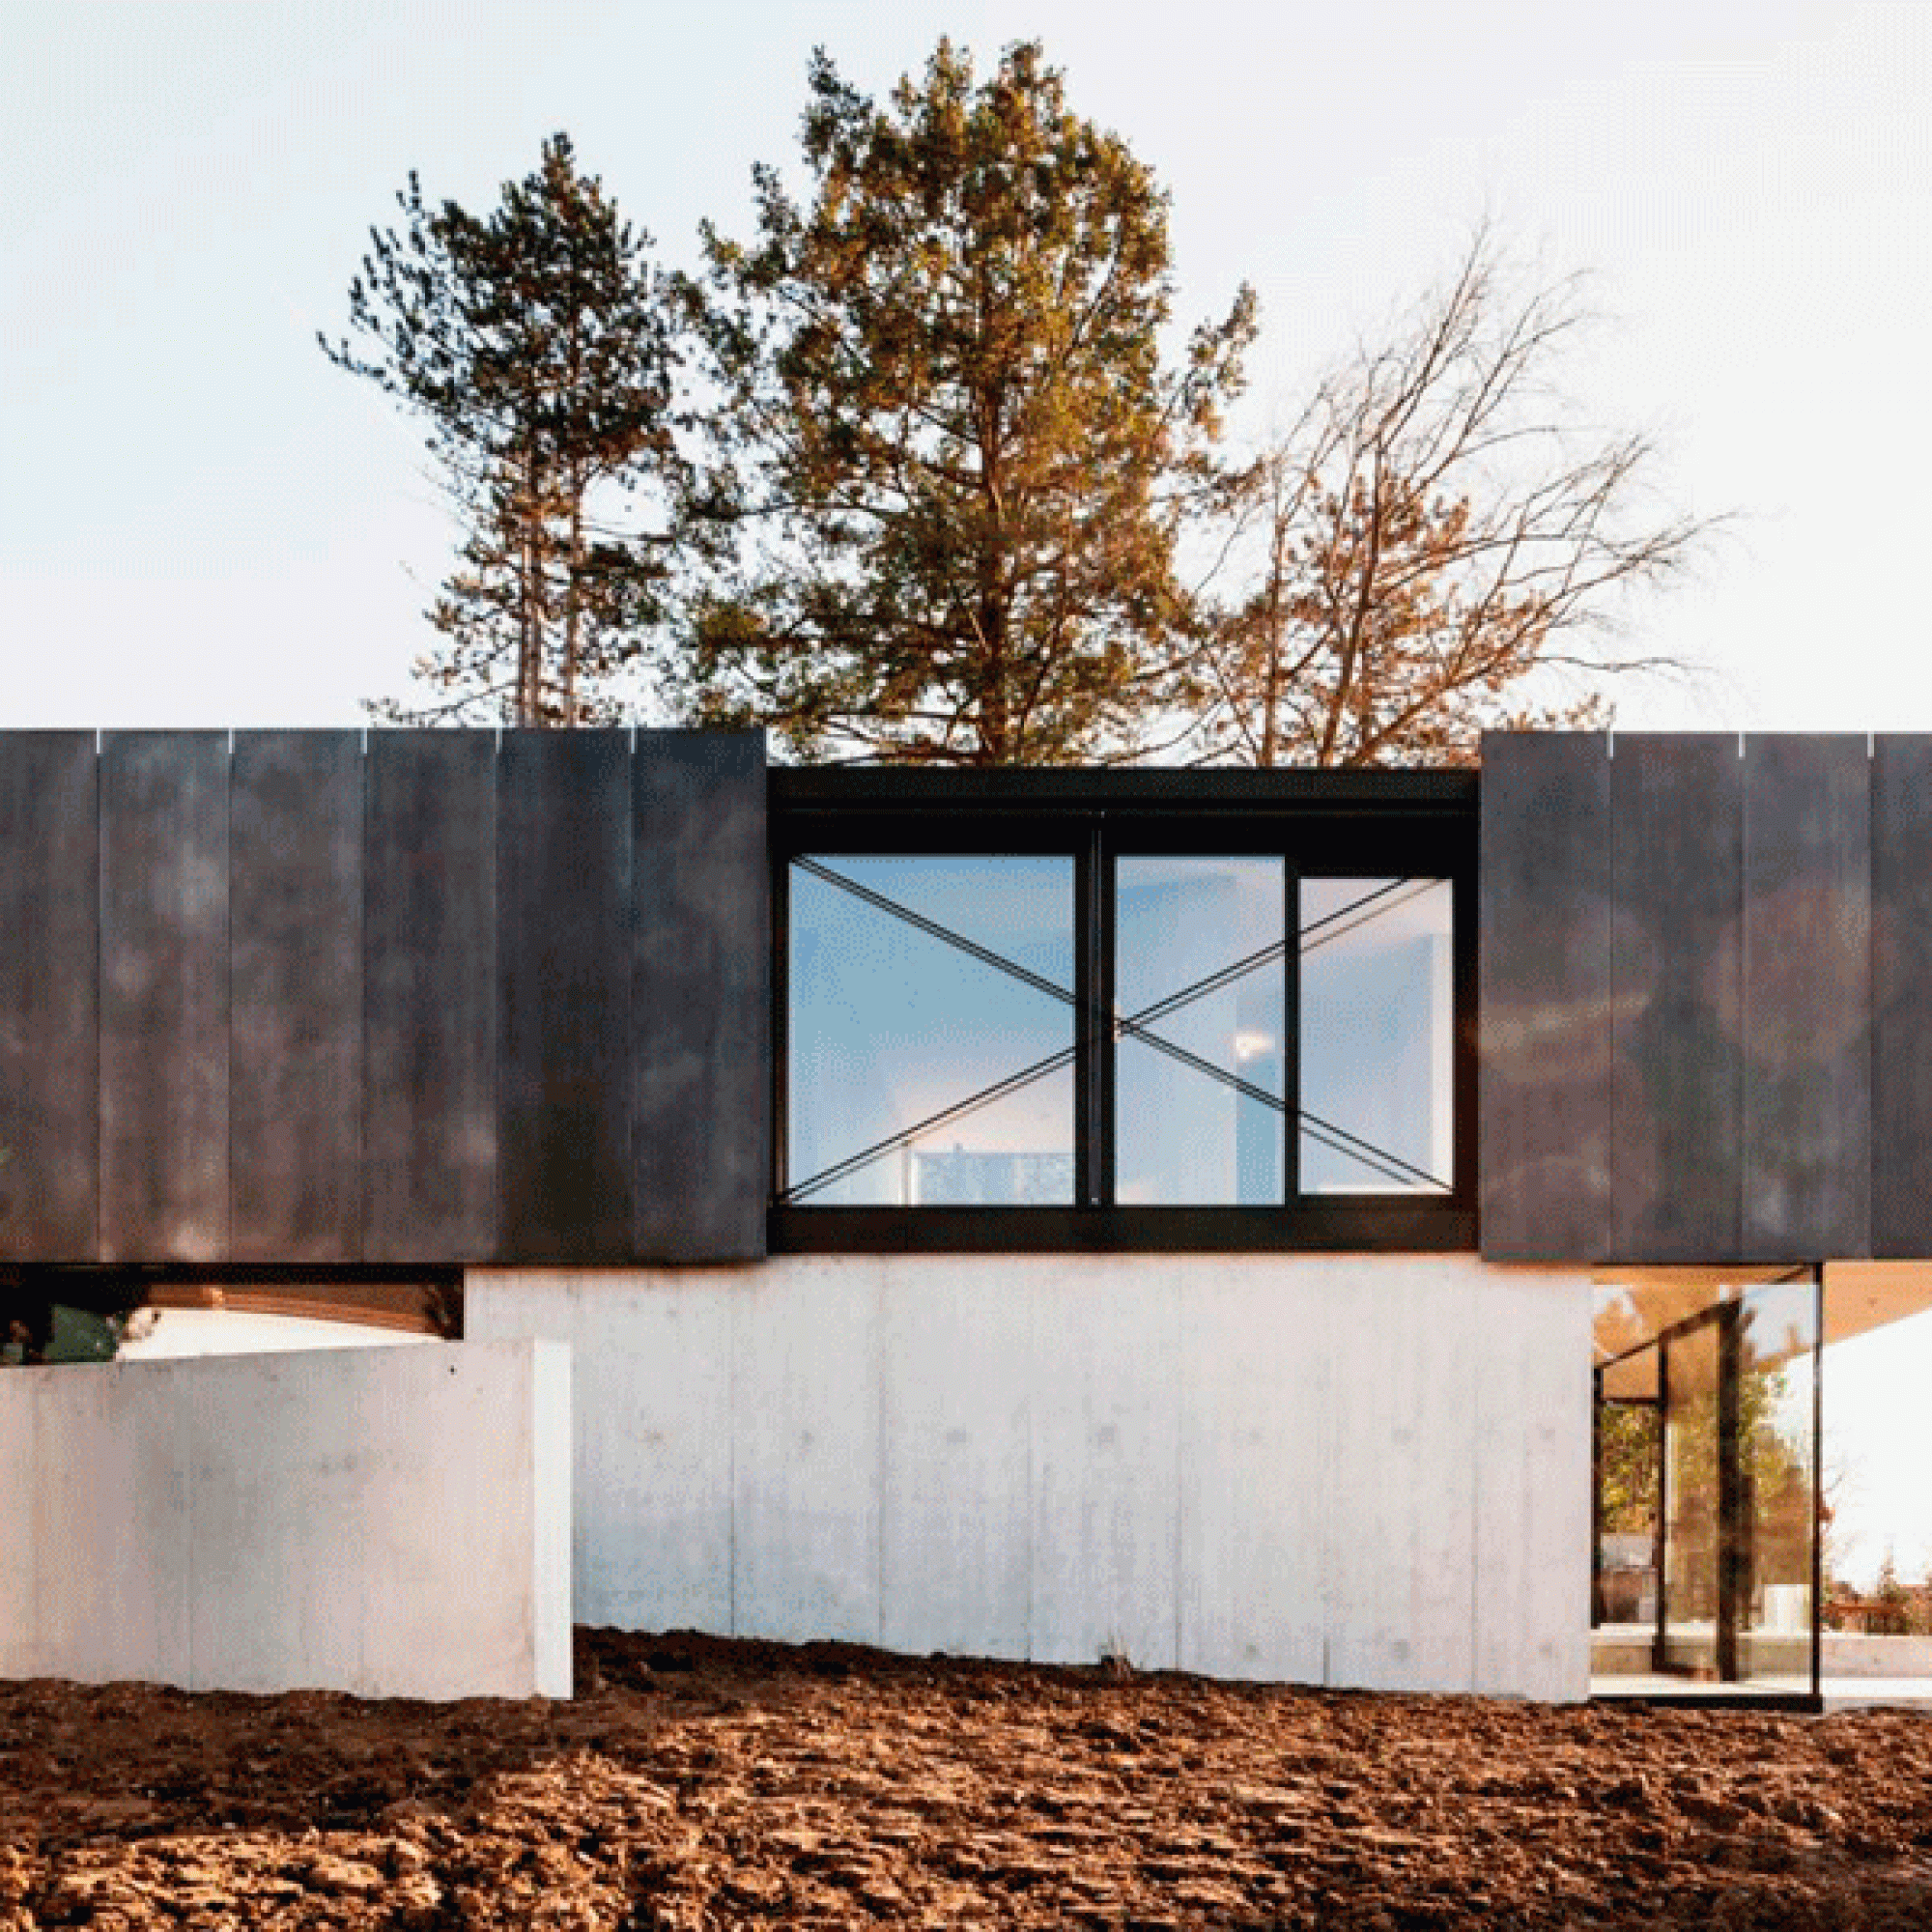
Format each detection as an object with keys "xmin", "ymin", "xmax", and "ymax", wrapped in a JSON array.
[{"xmin": 1593, "ymin": 1271, "xmax": 1821, "ymax": 1700}]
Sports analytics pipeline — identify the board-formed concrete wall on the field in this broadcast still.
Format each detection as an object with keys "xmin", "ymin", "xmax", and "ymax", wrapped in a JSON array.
[
  {"xmin": 469, "ymin": 1255, "xmax": 1589, "ymax": 1701},
  {"xmin": 0, "ymin": 1339, "xmax": 572, "ymax": 1699}
]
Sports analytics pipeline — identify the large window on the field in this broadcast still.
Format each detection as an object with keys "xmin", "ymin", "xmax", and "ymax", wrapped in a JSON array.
[
  {"xmin": 1300, "ymin": 877, "xmax": 1455, "ymax": 1194},
  {"xmin": 787, "ymin": 855, "xmax": 1076, "ymax": 1207},
  {"xmin": 1115, "ymin": 857, "xmax": 1286, "ymax": 1207},
  {"xmin": 774, "ymin": 771, "xmax": 1474, "ymax": 1247}
]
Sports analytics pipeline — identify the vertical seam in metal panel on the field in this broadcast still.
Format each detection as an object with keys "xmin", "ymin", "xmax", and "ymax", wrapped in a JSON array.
[
  {"xmin": 626, "ymin": 731, "xmax": 639, "ymax": 1261},
  {"xmin": 354, "ymin": 732, "xmax": 368, "ymax": 1263},
  {"xmin": 222, "ymin": 733, "xmax": 235, "ymax": 1263},
  {"xmin": 228, "ymin": 735, "xmax": 240, "ymax": 1265},
  {"xmin": 1606, "ymin": 736, "xmax": 1619, "ymax": 1265},
  {"xmin": 620, "ymin": 734, "xmax": 637, "ymax": 1255},
  {"xmin": 1867, "ymin": 739, "xmax": 1880, "ymax": 1259},
  {"xmin": 1737, "ymin": 737, "xmax": 1750, "ymax": 1262},
  {"xmin": 491, "ymin": 729, "xmax": 504, "ymax": 1264},
  {"xmin": 94, "ymin": 731, "xmax": 105, "ymax": 1263}
]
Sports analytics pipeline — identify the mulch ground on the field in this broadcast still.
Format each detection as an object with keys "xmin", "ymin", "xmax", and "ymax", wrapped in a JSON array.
[{"xmin": 3, "ymin": 1628, "xmax": 1931, "ymax": 1928}]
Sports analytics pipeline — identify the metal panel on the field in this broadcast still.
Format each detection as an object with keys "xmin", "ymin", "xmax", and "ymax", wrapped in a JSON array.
[
  {"xmin": 1477, "ymin": 732, "xmax": 1612, "ymax": 1262},
  {"xmin": 497, "ymin": 729, "xmax": 633, "ymax": 1260},
  {"xmin": 632, "ymin": 730, "xmax": 769, "ymax": 1261},
  {"xmin": 1611, "ymin": 734, "xmax": 1743, "ymax": 1263},
  {"xmin": 1872, "ymin": 736, "xmax": 1932, "ymax": 1255},
  {"xmin": 229, "ymin": 731, "xmax": 363, "ymax": 1262},
  {"xmin": 362, "ymin": 730, "xmax": 498, "ymax": 1261},
  {"xmin": 99, "ymin": 731, "xmax": 230, "ymax": 1262},
  {"xmin": 0, "ymin": 732, "xmax": 99, "ymax": 1259},
  {"xmin": 1742, "ymin": 735, "xmax": 1871, "ymax": 1260}
]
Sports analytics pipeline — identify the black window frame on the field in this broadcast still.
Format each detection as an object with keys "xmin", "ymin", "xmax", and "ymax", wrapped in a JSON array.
[{"xmin": 771, "ymin": 767, "xmax": 1477, "ymax": 1252}]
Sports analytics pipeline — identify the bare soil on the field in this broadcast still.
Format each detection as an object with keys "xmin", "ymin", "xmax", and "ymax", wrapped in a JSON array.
[{"xmin": 4, "ymin": 1628, "xmax": 1931, "ymax": 1928}]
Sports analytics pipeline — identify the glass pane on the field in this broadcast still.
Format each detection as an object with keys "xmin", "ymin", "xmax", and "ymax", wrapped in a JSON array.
[
  {"xmin": 787, "ymin": 855, "xmax": 1075, "ymax": 1207},
  {"xmin": 1662, "ymin": 1316, "xmax": 1722, "ymax": 1677},
  {"xmin": 1115, "ymin": 858, "xmax": 1284, "ymax": 1206},
  {"xmin": 1299, "ymin": 878, "xmax": 1454, "ymax": 1193},
  {"xmin": 1736, "ymin": 1278, "xmax": 1818, "ymax": 1690},
  {"xmin": 1595, "ymin": 1380, "xmax": 1662, "ymax": 1654}
]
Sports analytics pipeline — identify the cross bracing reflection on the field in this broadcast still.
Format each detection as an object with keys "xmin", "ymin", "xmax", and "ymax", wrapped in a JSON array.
[{"xmin": 785, "ymin": 856, "xmax": 1452, "ymax": 1206}]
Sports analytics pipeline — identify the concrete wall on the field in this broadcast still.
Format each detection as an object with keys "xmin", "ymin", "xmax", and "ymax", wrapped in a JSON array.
[
  {"xmin": 0, "ymin": 1339, "xmax": 571, "ymax": 1699},
  {"xmin": 469, "ymin": 1254, "xmax": 1590, "ymax": 1701}
]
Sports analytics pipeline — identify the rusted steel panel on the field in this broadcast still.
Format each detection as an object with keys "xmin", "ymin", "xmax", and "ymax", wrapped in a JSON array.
[
  {"xmin": 497, "ymin": 729, "xmax": 634, "ymax": 1260},
  {"xmin": 362, "ymin": 730, "xmax": 499, "ymax": 1262},
  {"xmin": 230, "ymin": 730, "xmax": 364, "ymax": 1262},
  {"xmin": 1742, "ymin": 735, "xmax": 1871, "ymax": 1260},
  {"xmin": 633, "ymin": 730, "xmax": 769, "ymax": 1262},
  {"xmin": 0, "ymin": 732, "xmax": 99, "ymax": 1260},
  {"xmin": 1477, "ymin": 732, "xmax": 1612, "ymax": 1262},
  {"xmin": 1610, "ymin": 734, "xmax": 1744, "ymax": 1263},
  {"xmin": 99, "ymin": 731, "xmax": 230, "ymax": 1262},
  {"xmin": 1872, "ymin": 736, "xmax": 1932, "ymax": 1256}
]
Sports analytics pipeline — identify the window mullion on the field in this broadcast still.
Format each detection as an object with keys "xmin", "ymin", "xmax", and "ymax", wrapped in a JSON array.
[
  {"xmin": 1284, "ymin": 856, "xmax": 1300, "ymax": 1205},
  {"xmin": 1077, "ymin": 825, "xmax": 1114, "ymax": 1208}
]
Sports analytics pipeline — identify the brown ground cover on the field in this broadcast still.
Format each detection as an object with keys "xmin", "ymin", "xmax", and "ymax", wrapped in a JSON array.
[{"xmin": 3, "ymin": 1628, "xmax": 1931, "ymax": 1929}]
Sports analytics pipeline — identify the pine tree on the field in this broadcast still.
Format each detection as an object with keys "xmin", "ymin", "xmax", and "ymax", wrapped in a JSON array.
[
  {"xmin": 324, "ymin": 135, "xmax": 688, "ymax": 725},
  {"xmin": 687, "ymin": 41, "xmax": 1254, "ymax": 764}
]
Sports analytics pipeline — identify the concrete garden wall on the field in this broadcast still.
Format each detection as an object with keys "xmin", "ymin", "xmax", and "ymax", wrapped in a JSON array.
[
  {"xmin": 469, "ymin": 1254, "xmax": 1590, "ymax": 1700},
  {"xmin": 0, "ymin": 1339, "xmax": 571, "ymax": 1699}
]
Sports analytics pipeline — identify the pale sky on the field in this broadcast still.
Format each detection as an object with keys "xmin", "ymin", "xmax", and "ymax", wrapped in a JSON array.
[{"xmin": 6, "ymin": 0, "xmax": 1931, "ymax": 734}]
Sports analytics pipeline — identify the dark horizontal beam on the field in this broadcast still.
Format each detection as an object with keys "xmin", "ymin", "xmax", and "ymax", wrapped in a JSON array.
[
  {"xmin": 771, "ymin": 1203, "xmax": 1477, "ymax": 1255},
  {"xmin": 773, "ymin": 765, "xmax": 1479, "ymax": 818}
]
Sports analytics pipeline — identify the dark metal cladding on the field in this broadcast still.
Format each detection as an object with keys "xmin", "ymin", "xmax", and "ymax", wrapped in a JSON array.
[
  {"xmin": 1872, "ymin": 736, "xmax": 1932, "ymax": 1256},
  {"xmin": 1742, "ymin": 735, "xmax": 1871, "ymax": 1260},
  {"xmin": 229, "ymin": 731, "xmax": 364, "ymax": 1262},
  {"xmin": 1611, "ymin": 734, "xmax": 1744, "ymax": 1263},
  {"xmin": 362, "ymin": 730, "xmax": 499, "ymax": 1262},
  {"xmin": 0, "ymin": 733, "xmax": 100, "ymax": 1260},
  {"xmin": 632, "ymin": 730, "xmax": 770, "ymax": 1261},
  {"xmin": 497, "ymin": 728, "xmax": 634, "ymax": 1260},
  {"xmin": 99, "ymin": 731, "xmax": 231, "ymax": 1262},
  {"xmin": 1477, "ymin": 732, "xmax": 1613, "ymax": 1262}
]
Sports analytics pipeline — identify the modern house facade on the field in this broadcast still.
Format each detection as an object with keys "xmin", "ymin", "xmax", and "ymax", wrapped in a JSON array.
[{"xmin": 3, "ymin": 726, "xmax": 1922, "ymax": 1702}]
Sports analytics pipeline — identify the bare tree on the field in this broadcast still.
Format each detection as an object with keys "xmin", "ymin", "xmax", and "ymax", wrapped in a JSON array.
[{"xmin": 1193, "ymin": 227, "xmax": 1711, "ymax": 766}]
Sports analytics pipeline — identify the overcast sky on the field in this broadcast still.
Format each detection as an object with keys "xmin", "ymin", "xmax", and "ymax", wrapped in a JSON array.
[{"xmin": 6, "ymin": 0, "xmax": 1930, "ymax": 734}]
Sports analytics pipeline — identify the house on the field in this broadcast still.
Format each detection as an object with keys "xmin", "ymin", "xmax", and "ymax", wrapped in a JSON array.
[{"xmin": 2, "ymin": 726, "xmax": 1924, "ymax": 1704}]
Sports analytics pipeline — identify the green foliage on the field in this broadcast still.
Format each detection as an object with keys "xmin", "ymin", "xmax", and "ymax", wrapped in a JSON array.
[
  {"xmin": 323, "ymin": 135, "xmax": 690, "ymax": 725},
  {"xmin": 1867, "ymin": 1548, "xmax": 1931, "ymax": 1635},
  {"xmin": 1, "ymin": 1270, "xmax": 148, "ymax": 1368},
  {"xmin": 686, "ymin": 41, "xmax": 1254, "ymax": 764},
  {"xmin": 1599, "ymin": 1400, "xmax": 1660, "ymax": 1535}
]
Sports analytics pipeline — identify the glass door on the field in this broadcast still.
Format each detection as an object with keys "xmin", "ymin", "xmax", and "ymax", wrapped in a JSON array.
[
  {"xmin": 1660, "ymin": 1309, "xmax": 1724, "ymax": 1677},
  {"xmin": 1594, "ymin": 1268, "xmax": 1821, "ymax": 1699},
  {"xmin": 1732, "ymin": 1277, "xmax": 1819, "ymax": 1690}
]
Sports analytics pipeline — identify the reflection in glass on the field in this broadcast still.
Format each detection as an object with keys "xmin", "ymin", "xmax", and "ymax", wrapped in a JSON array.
[
  {"xmin": 1299, "ymin": 878, "xmax": 1454, "ymax": 1193},
  {"xmin": 1662, "ymin": 1316, "xmax": 1722, "ymax": 1676},
  {"xmin": 1595, "ymin": 1346, "xmax": 1661, "ymax": 1646},
  {"xmin": 1736, "ymin": 1278, "xmax": 1818, "ymax": 1690},
  {"xmin": 787, "ymin": 856, "xmax": 1075, "ymax": 1206},
  {"xmin": 1114, "ymin": 858, "xmax": 1284, "ymax": 1206}
]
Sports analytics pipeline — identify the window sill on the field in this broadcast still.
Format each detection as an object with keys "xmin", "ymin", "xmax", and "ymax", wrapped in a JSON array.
[{"xmin": 769, "ymin": 1203, "xmax": 1477, "ymax": 1254}]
